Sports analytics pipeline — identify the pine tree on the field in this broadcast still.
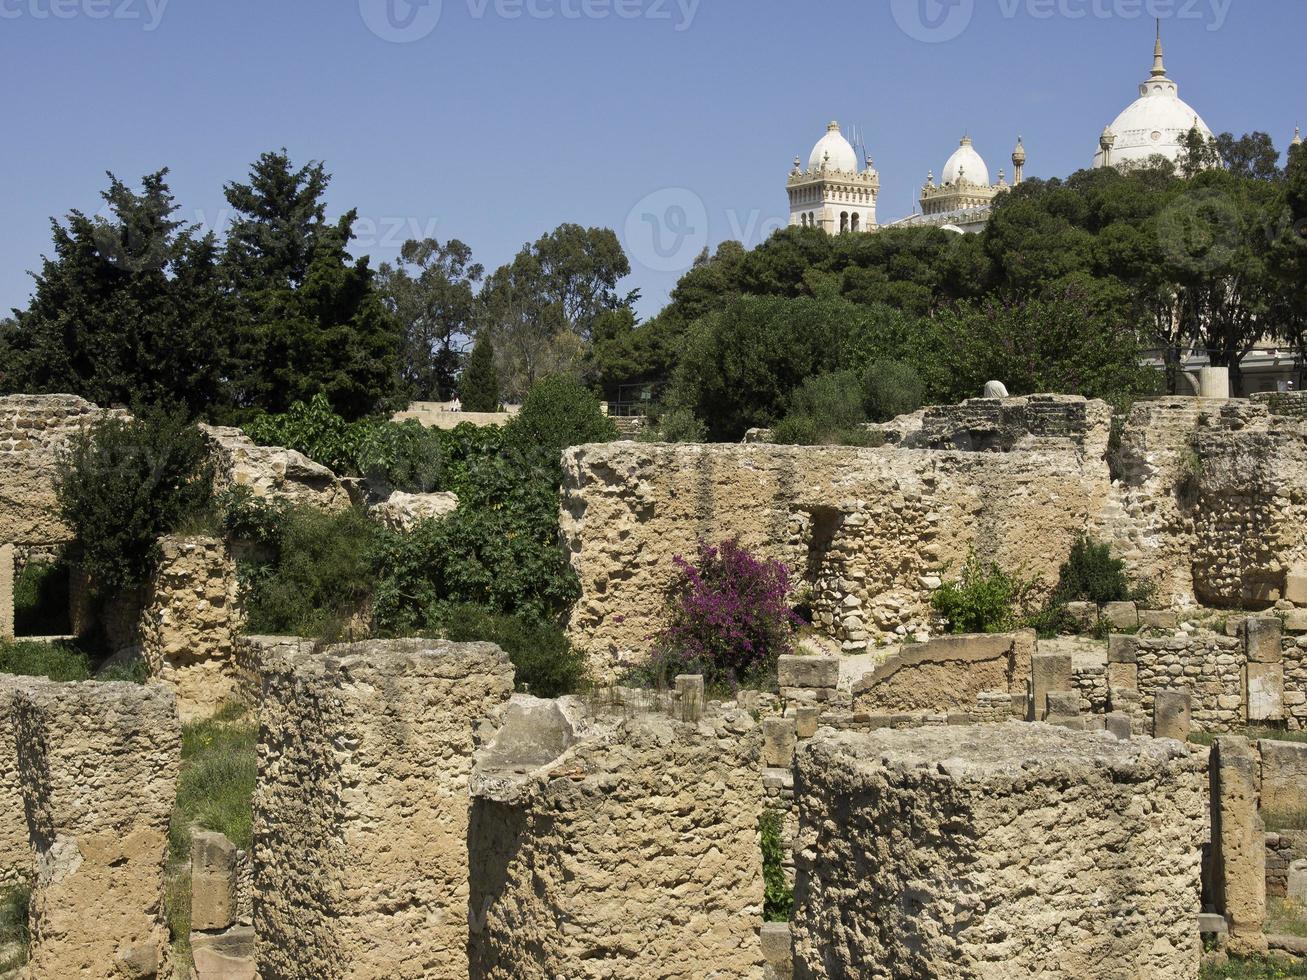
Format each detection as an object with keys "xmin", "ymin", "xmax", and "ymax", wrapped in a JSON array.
[{"xmin": 460, "ymin": 335, "xmax": 500, "ymax": 412}]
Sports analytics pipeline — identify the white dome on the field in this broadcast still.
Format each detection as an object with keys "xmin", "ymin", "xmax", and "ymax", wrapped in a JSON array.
[
  {"xmin": 941, "ymin": 137, "xmax": 990, "ymax": 186},
  {"xmin": 809, "ymin": 121, "xmax": 859, "ymax": 173},
  {"xmin": 1093, "ymin": 32, "xmax": 1214, "ymax": 169}
]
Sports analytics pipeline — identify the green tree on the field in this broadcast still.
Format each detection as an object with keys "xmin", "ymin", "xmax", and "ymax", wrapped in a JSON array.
[
  {"xmin": 3, "ymin": 171, "xmax": 232, "ymax": 417},
  {"xmin": 459, "ymin": 335, "xmax": 500, "ymax": 412},
  {"xmin": 507, "ymin": 375, "xmax": 617, "ymax": 455},
  {"xmin": 221, "ymin": 150, "xmax": 401, "ymax": 419},
  {"xmin": 377, "ymin": 237, "xmax": 483, "ymax": 402}
]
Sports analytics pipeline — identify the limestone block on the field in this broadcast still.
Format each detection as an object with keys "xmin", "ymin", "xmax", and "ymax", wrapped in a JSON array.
[
  {"xmin": 1103, "ymin": 601, "xmax": 1139, "ymax": 630},
  {"xmin": 761, "ymin": 921, "xmax": 793, "ymax": 980},
  {"xmin": 191, "ymin": 926, "xmax": 256, "ymax": 980},
  {"xmin": 15, "ymin": 681, "xmax": 181, "ymax": 978},
  {"xmin": 1108, "ymin": 635, "xmax": 1138, "ymax": 664},
  {"xmin": 1247, "ymin": 662, "xmax": 1286, "ymax": 723},
  {"xmin": 254, "ymin": 639, "xmax": 515, "ymax": 980},
  {"xmin": 852, "ymin": 634, "xmax": 1019, "ymax": 715},
  {"xmin": 191, "ymin": 830, "xmax": 239, "ymax": 932},
  {"xmin": 1290, "ymin": 860, "xmax": 1307, "ymax": 904},
  {"xmin": 763, "ymin": 716, "xmax": 798, "ymax": 768},
  {"xmin": 1283, "ymin": 608, "xmax": 1307, "ymax": 634},
  {"xmin": 1153, "ymin": 690, "xmax": 1192, "ymax": 741},
  {"xmin": 1260, "ymin": 740, "xmax": 1307, "ymax": 815},
  {"xmin": 675, "ymin": 674, "xmax": 705, "ymax": 723},
  {"xmin": 1029, "ymin": 653, "xmax": 1073, "ymax": 721},
  {"xmin": 777, "ymin": 655, "xmax": 839, "ymax": 691},
  {"xmin": 791, "ymin": 726, "xmax": 1207, "ymax": 979},
  {"xmin": 1211, "ymin": 737, "xmax": 1267, "ymax": 956},
  {"xmin": 1198, "ymin": 912, "xmax": 1229, "ymax": 935},
  {"xmin": 1105, "ymin": 712, "xmax": 1132, "ymax": 740},
  {"xmin": 1245, "ymin": 617, "xmax": 1285, "ymax": 664},
  {"xmin": 370, "ymin": 490, "xmax": 458, "ymax": 532},
  {"xmin": 795, "ymin": 705, "xmax": 820, "ymax": 739},
  {"xmin": 1141, "ymin": 609, "xmax": 1180, "ymax": 630},
  {"xmin": 1065, "ymin": 602, "xmax": 1098, "ymax": 631},
  {"xmin": 1199, "ymin": 366, "xmax": 1230, "ymax": 399},
  {"xmin": 1046, "ymin": 691, "xmax": 1081, "ymax": 718},
  {"xmin": 1107, "ymin": 662, "xmax": 1139, "ymax": 692},
  {"xmin": 1285, "ymin": 570, "xmax": 1307, "ymax": 606},
  {"xmin": 0, "ymin": 542, "xmax": 13, "ymax": 642}
]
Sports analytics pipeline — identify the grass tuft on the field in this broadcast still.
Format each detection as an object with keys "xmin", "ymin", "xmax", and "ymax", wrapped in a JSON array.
[{"xmin": 168, "ymin": 703, "xmax": 257, "ymax": 863}]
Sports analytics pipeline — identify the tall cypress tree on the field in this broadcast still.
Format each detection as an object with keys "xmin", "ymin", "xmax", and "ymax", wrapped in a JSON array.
[{"xmin": 460, "ymin": 335, "xmax": 500, "ymax": 412}]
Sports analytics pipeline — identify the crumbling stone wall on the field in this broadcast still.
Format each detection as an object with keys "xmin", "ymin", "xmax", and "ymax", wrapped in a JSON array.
[
  {"xmin": 849, "ymin": 632, "xmax": 1034, "ymax": 714},
  {"xmin": 562, "ymin": 420, "xmax": 1110, "ymax": 676},
  {"xmin": 14, "ymin": 681, "xmax": 180, "ymax": 978},
  {"xmin": 468, "ymin": 698, "xmax": 765, "ymax": 979},
  {"xmin": 1134, "ymin": 634, "xmax": 1245, "ymax": 732},
  {"xmin": 201, "ymin": 424, "xmax": 353, "ymax": 511},
  {"xmin": 1286, "ymin": 638, "xmax": 1307, "ymax": 731},
  {"xmin": 140, "ymin": 535, "xmax": 244, "ymax": 722},
  {"xmin": 0, "ymin": 677, "xmax": 29, "ymax": 889},
  {"xmin": 253, "ymin": 639, "xmax": 515, "ymax": 980},
  {"xmin": 791, "ymin": 725, "xmax": 1207, "ymax": 979}
]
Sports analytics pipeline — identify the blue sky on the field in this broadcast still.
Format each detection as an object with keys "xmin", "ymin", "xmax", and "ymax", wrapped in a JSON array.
[{"xmin": 0, "ymin": 0, "xmax": 1302, "ymax": 322}]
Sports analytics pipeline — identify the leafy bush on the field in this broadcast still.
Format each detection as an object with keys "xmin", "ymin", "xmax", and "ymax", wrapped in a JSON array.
[
  {"xmin": 637, "ymin": 405, "xmax": 706, "ymax": 444},
  {"xmin": 13, "ymin": 560, "xmax": 69, "ymax": 636},
  {"xmin": 243, "ymin": 393, "xmax": 376, "ymax": 477},
  {"xmin": 507, "ymin": 375, "xmax": 617, "ymax": 455},
  {"xmin": 55, "ymin": 404, "xmax": 215, "ymax": 596},
  {"xmin": 169, "ymin": 703, "xmax": 256, "ymax": 862},
  {"xmin": 218, "ymin": 486, "xmax": 290, "ymax": 547},
  {"xmin": 355, "ymin": 418, "xmax": 443, "ymax": 494},
  {"xmin": 773, "ymin": 371, "xmax": 872, "ymax": 447},
  {"xmin": 759, "ymin": 808, "xmax": 793, "ymax": 923},
  {"xmin": 240, "ymin": 505, "xmax": 379, "ymax": 640},
  {"xmin": 1054, "ymin": 535, "xmax": 1132, "ymax": 604},
  {"xmin": 647, "ymin": 539, "xmax": 800, "ymax": 689},
  {"xmin": 436, "ymin": 603, "xmax": 588, "ymax": 697},
  {"xmin": 931, "ymin": 553, "xmax": 1043, "ymax": 635},
  {"xmin": 863, "ymin": 359, "xmax": 925, "ymax": 422},
  {"xmin": 0, "ymin": 640, "xmax": 92, "ymax": 681}
]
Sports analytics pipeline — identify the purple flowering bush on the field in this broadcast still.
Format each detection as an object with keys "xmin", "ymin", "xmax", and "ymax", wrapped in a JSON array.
[{"xmin": 647, "ymin": 538, "xmax": 801, "ymax": 688}]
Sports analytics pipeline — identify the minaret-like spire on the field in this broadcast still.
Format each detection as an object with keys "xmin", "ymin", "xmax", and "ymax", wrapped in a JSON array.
[
  {"xmin": 1151, "ymin": 18, "xmax": 1167, "ymax": 77},
  {"xmin": 1293, "ymin": 126, "xmax": 1304, "ymax": 148}
]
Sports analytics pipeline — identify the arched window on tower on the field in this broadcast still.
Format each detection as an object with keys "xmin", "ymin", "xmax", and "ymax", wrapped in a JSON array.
[
  {"xmin": 851, "ymin": 213, "xmax": 861, "ymax": 232},
  {"xmin": 840, "ymin": 212, "xmax": 849, "ymax": 234}
]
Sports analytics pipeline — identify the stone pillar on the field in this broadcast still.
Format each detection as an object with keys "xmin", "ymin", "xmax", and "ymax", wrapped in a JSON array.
[
  {"xmin": 0, "ymin": 677, "xmax": 32, "ymax": 889},
  {"xmin": 191, "ymin": 830, "xmax": 238, "ymax": 932},
  {"xmin": 1199, "ymin": 366, "xmax": 1230, "ymax": 400},
  {"xmin": 1245, "ymin": 617, "xmax": 1285, "ymax": 724},
  {"xmin": 254, "ymin": 639, "xmax": 515, "ymax": 980},
  {"xmin": 762, "ymin": 921, "xmax": 794, "ymax": 980},
  {"xmin": 675, "ymin": 674, "xmax": 705, "ymax": 723},
  {"xmin": 795, "ymin": 705, "xmax": 820, "ymax": 739},
  {"xmin": 1107, "ymin": 636, "xmax": 1139, "ymax": 692},
  {"xmin": 15, "ymin": 682, "xmax": 181, "ymax": 978},
  {"xmin": 763, "ymin": 716, "xmax": 798, "ymax": 768},
  {"xmin": 1028, "ymin": 653, "xmax": 1073, "ymax": 721},
  {"xmin": 1154, "ymin": 690, "xmax": 1192, "ymax": 741},
  {"xmin": 0, "ymin": 543, "xmax": 13, "ymax": 642},
  {"xmin": 1211, "ymin": 736, "xmax": 1268, "ymax": 956}
]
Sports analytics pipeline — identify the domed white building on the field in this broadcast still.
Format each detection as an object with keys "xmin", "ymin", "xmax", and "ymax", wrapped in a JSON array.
[
  {"xmin": 1093, "ymin": 25, "xmax": 1214, "ymax": 170},
  {"xmin": 787, "ymin": 121, "xmax": 880, "ymax": 233}
]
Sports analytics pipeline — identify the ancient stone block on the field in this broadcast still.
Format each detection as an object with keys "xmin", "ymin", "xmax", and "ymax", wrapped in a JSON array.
[
  {"xmin": 1108, "ymin": 635, "xmax": 1138, "ymax": 664},
  {"xmin": 140, "ymin": 535, "xmax": 244, "ymax": 723},
  {"xmin": 853, "ymin": 634, "xmax": 1019, "ymax": 715},
  {"xmin": 0, "ymin": 542, "xmax": 13, "ymax": 642},
  {"xmin": 1247, "ymin": 662, "xmax": 1286, "ymax": 722},
  {"xmin": 1245, "ymin": 617, "xmax": 1284, "ymax": 664},
  {"xmin": 468, "ymin": 705, "xmax": 764, "ymax": 979},
  {"xmin": 1153, "ymin": 690, "xmax": 1192, "ymax": 741},
  {"xmin": 1046, "ymin": 691, "xmax": 1081, "ymax": 718},
  {"xmin": 1283, "ymin": 608, "xmax": 1307, "ymax": 634},
  {"xmin": 777, "ymin": 655, "xmax": 839, "ymax": 691},
  {"xmin": 791, "ymin": 726, "xmax": 1206, "ymax": 979},
  {"xmin": 191, "ymin": 926, "xmax": 256, "ymax": 980},
  {"xmin": 1103, "ymin": 601, "xmax": 1139, "ymax": 630},
  {"xmin": 763, "ymin": 716, "xmax": 798, "ymax": 768},
  {"xmin": 254, "ymin": 639, "xmax": 515, "ymax": 980},
  {"xmin": 1105, "ymin": 712, "xmax": 1132, "ymax": 740},
  {"xmin": 1290, "ymin": 860, "xmax": 1307, "ymax": 904},
  {"xmin": 675, "ymin": 674, "xmax": 705, "ymax": 723},
  {"xmin": 795, "ymin": 705, "xmax": 820, "ymax": 739},
  {"xmin": 1211, "ymin": 736, "xmax": 1267, "ymax": 956},
  {"xmin": 1107, "ymin": 661, "xmax": 1139, "ymax": 692},
  {"xmin": 1286, "ymin": 570, "xmax": 1307, "ymax": 606},
  {"xmin": 761, "ymin": 921, "xmax": 793, "ymax": 980},
  {"xmin": 1028, "ymin": 653, "xmax": 1073, "ymax": 721},
  {"xmin": 1140, "ymin": 609, "xmax": 1180, "ymax": 630},
  {"xmin": 1064, "ymin": 601, "xmax": 1098, "ymax": 631},
  {"xmin": 1259, "ymin": 740, "xmax": 1307, "ymax": 816},
  {"xmin": 191, "ymin": 830, "xmax": 239, "ymax": 932},
  {"xmin": 15, "ymin": 681, "xmax": 181, "ymax": 977}
]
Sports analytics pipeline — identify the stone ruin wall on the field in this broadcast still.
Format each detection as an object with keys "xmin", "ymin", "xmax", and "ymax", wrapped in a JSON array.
[
  {"xmin": 468, "ymin": 699, "xmax": 765, "ymax": 979},
  {"xmin": 791, "ymin": 725, "xmax": 1208, "ymax": 980},
  {"xmin": 0, "ymin": 677, "xmax": 180, "ymax": 978},
  {"xmin": 140, "ymin": 534, "xmax": 245, "ymax": 723},
  {"xmin": 562, "ymin": 404, "xmax": 1111, "ymax": 677},
  {"xmin": 849, "ymin": 632, "xmax": 1035, "ymax": 715},
  {"xmin": 253, "ymin": 639, "xmax": 515, "ymax": 980}
]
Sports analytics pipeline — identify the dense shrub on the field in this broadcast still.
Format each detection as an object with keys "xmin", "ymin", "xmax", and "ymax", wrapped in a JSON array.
[
  {"xmin": 647, "ymin": 539, "xmax": 800, "ymax": 689},
  {"xmin": 55, "ymin": 405, "xmax": 215, "ymax": 596},
  {"xmin": 436, "ymin": 603, "xmax": 588, "ymax": 697},
  {"xmin": 0, "ymin": 640, "xmax": 92, "ymax": 681},
  {"xmin": 243, "ymin": 393, "xmax": 374, "ymax": 477},
  {"xmin": 863, "ymin": 359, "xmax": 926, "ymax": 422},
  {"xmin": 355, "ymin": 418, "xmax": 443, "ymax": 494},
  {"xmin": 637, "ymin": 405, "xmax": 706, "ymax": 444},
  {"xmin": 1054, "ymin": 535, "xmax": 1132, "ymax": 604},
  {"xmin": 931, "ymin": 553, "xmax": 1043, "ymax": 635},
  {"xmin": 506, "ymin": 375, "xmax": 617, "ymax": 455},
  {"xmin": 239, "ymin": 505, "xmax": 379, "ymax": 640},
  {"xmin": 13, "ymin": 560, "xmax": 69, "ymax": 636},
  {"xmin": 772, "ymin": 371, "xmax": 871, "ymax": 447}
]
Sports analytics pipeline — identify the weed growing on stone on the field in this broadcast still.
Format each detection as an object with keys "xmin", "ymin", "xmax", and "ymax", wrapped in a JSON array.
[{"xmin": 759, "ymin": 808, "xmax": 793, "ymax": 924}]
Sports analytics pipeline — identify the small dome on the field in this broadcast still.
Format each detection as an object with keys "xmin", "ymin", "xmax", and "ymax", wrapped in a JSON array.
[
  {"xmin": 942, "ymin": 136, "xmax": 990, "ymax": 186},
  {"xmin": 808, "ymin": 121, "xmax": 859, "ymax": 173},
  {"xmin": 1293, "ymin": 127, "xmax": 1303, "ymax": 148},
  {"xmin": 1011, "ymin": 137, "xmax": 1027, "ymax": 162}
]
